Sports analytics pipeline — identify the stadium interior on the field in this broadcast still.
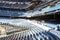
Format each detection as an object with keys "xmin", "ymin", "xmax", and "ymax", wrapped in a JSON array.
[{"xmin": 0, "ymin": 0, "xmax": 60, "ymax": 40}]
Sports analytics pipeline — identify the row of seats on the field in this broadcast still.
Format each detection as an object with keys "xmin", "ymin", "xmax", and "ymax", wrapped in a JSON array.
[
  {"xmin": 0, "ymin": 0, "xmax": 59, "ymax": 17},
  {"xmin": 0, "ymin": 2, "xmax": 28, "ymax": 9},
  {"xmin": 0, "ymin": 18, "xmax": 59, "ymax": 31},
  {"xmin": 32, "ymin": 20, "xmax": 60, "ymax": 39},
  {"xmin": 0, "ymin": 19, "xmax": 60, "ymax": 40},
  {"xmin": 24, "ymin": 1, "xmax": 60, "ymax": 17},
  {"xmin": 48, "ymin": 30, "xmax": 60, "ymax": 40},
  {"xmin": 0, "ymin": 10, "xmax": 24, "ymax": 17},
  {"xmin": 1, "ymin": 0, "xmax": 32, "ymax": 2},
  {"xmin": 0, "ymin": 19, "xmax": 37, "ymax": 28},
  {"xmin": 34, "ymin": 0, "xmax": 56, "ymax": 11},
  {"xmin": 0, "ymin": 22, "xmax": 21, "ymax": 33},
  {"xmin": 34, "ymin": 20, "xmax": 60, "ymax": 31},
  {"xmin": 0, "ymin": 26, "xmax": 60, "ymax": 40}
]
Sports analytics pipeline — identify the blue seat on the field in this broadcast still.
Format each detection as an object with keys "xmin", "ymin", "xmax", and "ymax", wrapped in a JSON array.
[
  {"xmin": 12, "ymin": 4, "xmax": 19, "ymax": 7},
  {"xmin": 18, "ymin": 0, "xmax": 32, "ymax": 2},
  {"xmin": 57, "ymin": 28, "xmax": 60, "ymax": 31},
  {"xmin": 5, "ymin": 3, "xmax": 12, "ymax": 7},
  {"xmin": 0, "ymin": 10, "xmax": 12, "ymax": 16},
  {"xmin": 47, "ymin": 32, "xmax": 59, "ymax": 40},
  {"xmin": 2, "ymin": 0, "xmax": 16, "ymax": 2},
  {"xmin": 0, "ymin": 3, "xmax": 4, "ymax": 7},
  {"xmin": 10, "ymin": 0, "xmax": 16, "ymax": 2},
  {"xmin": 2, "ymin": 0, "xmax": 9, "ymax": 1}
]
